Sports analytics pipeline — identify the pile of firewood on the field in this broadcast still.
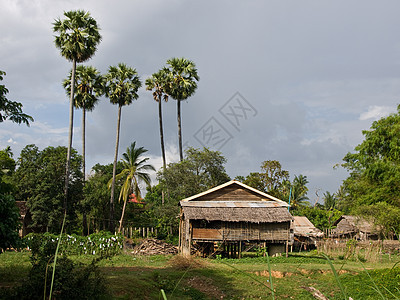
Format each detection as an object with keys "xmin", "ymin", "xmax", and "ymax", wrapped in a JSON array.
[{"xmin": 131, "ymin": 238, "xmax": 178, "ymax": 255}]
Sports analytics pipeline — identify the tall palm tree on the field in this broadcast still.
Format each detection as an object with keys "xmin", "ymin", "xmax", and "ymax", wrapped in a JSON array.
[
  {"xmin": 165, "ymin": 58, "xmax": 199, "ymax": 161},
  {"xmin": 145, "ymin": 69, "xmax": 169, "ymax": 171},
  {"xmin": 290, "ymin": 174, "xmax": 309, "ymax": 210},
  {"xmin": 53, "ymin": 10, "xmax": 101, "ymax": 210},
  {"xmin": 105, "ymin": 63, "xmax": 141, "ymax": 232},
  {"xmin": 63, "ymin": 65, "xmax": 104, "ymax": 179},
  {"xmin": 63, "ymin": 65, "xmax": 103, "ymax": 234},
  {"xmin": 110, "ymin": 142, "xmax": 155, "ymax": 232}
]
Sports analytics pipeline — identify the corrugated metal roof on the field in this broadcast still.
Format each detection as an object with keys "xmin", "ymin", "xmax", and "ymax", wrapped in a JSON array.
[{"xmin": 180, "ymin": 201, "xmax": 283, "ymax": 208}]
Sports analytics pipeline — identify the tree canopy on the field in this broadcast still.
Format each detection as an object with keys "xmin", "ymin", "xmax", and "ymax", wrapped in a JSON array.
[{"xmin": 0, "ymin": 71, "xmax": 33, "ymax": 126}]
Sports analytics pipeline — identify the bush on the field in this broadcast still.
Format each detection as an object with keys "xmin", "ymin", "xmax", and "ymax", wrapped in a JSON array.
[
  {"xmin": 4, "ymin": 233, "xmax": 110, "ymax": 299},
  {"xmin": 24, "ymin": 231, "xmax": 124, "ymax": 256}
]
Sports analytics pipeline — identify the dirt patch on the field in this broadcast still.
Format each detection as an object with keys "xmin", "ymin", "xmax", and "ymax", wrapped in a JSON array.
[
  {"xmin": 254, "ymin": 270, "xmax": 294, "ymax": 278},
  {"xmin": 185, "ymin": 276, "xmax": 226, "ymax": 299},
  {"xmin": 168, "ymin": 255, "xmax": 207, "ymax": 270}
]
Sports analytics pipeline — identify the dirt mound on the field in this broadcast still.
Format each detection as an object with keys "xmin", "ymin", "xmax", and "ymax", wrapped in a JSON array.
[{"xmin": 131, "ymin": 238, "xmax": 178, "ymax": 255}]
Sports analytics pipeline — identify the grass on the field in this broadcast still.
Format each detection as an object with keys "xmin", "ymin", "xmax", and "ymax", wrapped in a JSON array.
[{"xmin": 1, "ymin": 250, "xmax": 399, "ymax": 299}]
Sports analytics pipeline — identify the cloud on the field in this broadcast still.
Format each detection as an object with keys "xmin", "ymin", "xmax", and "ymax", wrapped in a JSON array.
[{"xmin": 359, "ymin": 105, "xmax": 394, "ymax": 121}]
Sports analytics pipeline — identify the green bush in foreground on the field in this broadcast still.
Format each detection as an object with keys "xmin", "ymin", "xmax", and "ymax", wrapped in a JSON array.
[{"xmin": 2, "ymin": 232, "xmax": 111, "ymax": 299}]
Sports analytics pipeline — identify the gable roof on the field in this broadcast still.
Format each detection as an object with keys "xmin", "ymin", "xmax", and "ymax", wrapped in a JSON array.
[
  {"xmin": 293, "ymin": 216, "xmax": 323, "ymax": 237},
  {"xmin": 333, "ymin": 215, "xmax": 376, "ymax": 234},
  {"xmin": 180, "ymin": 180, "xmax": 289, "ymax": 207}
]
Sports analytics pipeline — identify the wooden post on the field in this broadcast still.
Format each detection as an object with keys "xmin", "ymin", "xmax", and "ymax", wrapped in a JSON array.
[
  {"xmin": 285, "ymin": 241, "xmax": 289, "ymax": 258},
  {"xmin": 239, "ymin": 241, "xmax": 242, "ymax": 259}
]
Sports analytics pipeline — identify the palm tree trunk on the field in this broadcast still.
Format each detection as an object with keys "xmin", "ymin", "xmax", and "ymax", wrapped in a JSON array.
[
  {"xmin": 118, "ymin": 199, "xmax": 128, "ymax": 233},
  {"xmin": 159, "ymin": 98, "xmax": 167, "ymax": 205},
  {"xmin": 82, "ymin": 108, "xmax": 88, "ymax": 235},
  {"xmin": 109, "ymin": 105, "xmax": 122, "ymax": 233},
  {"xmin": 159, "ymin": 98, "xmax": 166, "ymax": 170},
  {"xmin": 64, "ymin": 58, "xmax": 76, "ymax": 213},
  {"xmin": 177, "ymin": 100, "xmax": 183, "ymax": 161}
]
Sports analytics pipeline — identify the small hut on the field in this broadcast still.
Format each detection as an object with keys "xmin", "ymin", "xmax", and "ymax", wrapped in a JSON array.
[
  {"xmin": 292, "ymin": 216, "xmax": 323, "ymax": 251},
  {"xmin": 331, "ymin": 215, "xmax": 379, "ymax": 240},
  {"xmin": 178, "ymin": 180, "xmax": 293, "ymax": 257}
]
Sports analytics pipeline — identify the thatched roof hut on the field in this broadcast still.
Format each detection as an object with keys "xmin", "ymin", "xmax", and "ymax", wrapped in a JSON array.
[
  {"xmin": 292, "ymin": 216, "xmax": 323, "ymax": 250},
  {"xmin": 332, "ymin": 215, "xmax": 379, "ymax": 240},
  {"xmin": 179, "ymin": 180, "xmax": 293, "ymax": 257}
]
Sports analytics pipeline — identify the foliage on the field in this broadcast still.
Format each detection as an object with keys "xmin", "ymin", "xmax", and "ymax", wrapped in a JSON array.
[
  {"xmin": 159, "ymin": 147, "xmax": 230, "ymax": 202},
  {"xmin": 323, "ymin": 191, "xmax": 337, "ymax": 210},
  {"xmin": 111, "ymin": 142, "xmax": 155, "ymax": 232},
  {"xmin": 0, "ymin": 194, "xmax": 21, "ymax": 253},
  {"xmin": 295, "ymin": 206, "xmax": 343, "ymax": 230},
  {"xmin": 83, "ymin": 162, "xmax": 123, "ymax": 232},
  {"xmin": 13, "ymin": 145, "xmax": 83, "ymax": 233},
  {"xmin": 105, "ymin": 63, "xmax": 141, "ymax": 107},
  {"xmin": 53, "ymin": 10, "xmax": 101, "ymax": 63},
  {"xmin": 63, "ymin": 65, "xmax": 104, "ymax": 110},
  {"xmin": 342, "ymin": 105, "xmax": 400, "ymax": 209},
  {"xmin": 0, "ymin": 146, "xmax": 16, "ymax": 193},
  {"xmin": 8, "ymin": 235, "xmax": 110, "ymax": 300},
  {"xmin": 24, "ymin": 231, "xmax": 124, "ymax": 256},
  {"xmin": 356, "ymin": 202, "xmax": 400, "ymax": 238},
  {"xmin": 0, "ymin": 70, "xmax": 33, "ymax": 126}
]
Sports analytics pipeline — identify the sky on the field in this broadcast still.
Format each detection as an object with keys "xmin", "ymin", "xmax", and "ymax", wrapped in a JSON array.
[{"xmin": 1, "ymin": 0, "xmax": 400, "ymax": 204}]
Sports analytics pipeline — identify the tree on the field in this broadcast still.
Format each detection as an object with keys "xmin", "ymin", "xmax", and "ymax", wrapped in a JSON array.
[
  {"xmin": 160, "ymin": 147, "xmax": 230, "ymax": 203},
  {"xmin": 53, "ymin": 10, "xmax": 101, "ymax": 210},
  {"xmin": 13, "ymin": 145, "xmax": 83, "ymax": 233},
  {"xmin": 165, "ymin": 58, "xmax": 199, "ymax": 161},
  {"xmin": 0, "ymin": 147, "xmax": 20, "ymax": 253},
  {"xmin": 342, "ymin": 105, "xmax": 400, "ymax": 209},
  {"xmin": 63, "ymin": 65, "xmax": 104, "ymax": 179},
  {"xmin": 83, "ymin": 163, "xmax": 123, "ymax": 233},
  {"xmin": 259, "ymin": 160, "xmax": 289, "ymax": 196},
  {"xmin": 323, "ymin": 191, "xmax": 337, "ymax": 210},
  {"xmin": 63, "ymin": 65, "xmax": 103, "ymax": 234},
  {"xmin": 105, "ymin": 63, "xmax": 141, "ymax": 232},
  {"xmin": 145, "ymin": 68, "xmax": 169, "ymax": 171},
  {"xmin": 0, "ymin": 70, "xmax": 33, "ymax": 126},
  {"xmin": 111, "ymin": 142, "xmax": 155, "ymax": 232},
  {"xmin": 0, "ymin": 194, "xmax": 21, "ymax": 253}
]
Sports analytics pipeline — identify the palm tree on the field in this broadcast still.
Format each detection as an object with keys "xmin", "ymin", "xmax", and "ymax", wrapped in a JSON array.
[
  {"xmin": 110, "ymin": 142, "xmax": 155, "ymax": 233},
  {"xmin": 63, "ymin": 65, "xmax": 104, "ymax": 179},
  {"xmin": 165, "ymin": 58, "xmax": 199, "ymax": 161},
  {"xmin": 105, "ymin": 63, "xmax": 141, "ymax": 232},
  {"xmin": 145, "ymin": 69, "xmax": 169, "ymax": 171},
  {"xmin": 289, "ymin": 174, "xmax": 309, "ymax": 210},
  {"xmin": 63, "ymin": 65, "xmax": 103, "ymax": 234},
  {"xmin": 53, "ymin": 10, "xmax": 101, "ymax": 210}
]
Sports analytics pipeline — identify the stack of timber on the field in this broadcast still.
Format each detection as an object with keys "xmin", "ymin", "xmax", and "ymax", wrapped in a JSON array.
[{"xmin": 131, "ymin": 238, "xmax": 178, "ymax": 255}]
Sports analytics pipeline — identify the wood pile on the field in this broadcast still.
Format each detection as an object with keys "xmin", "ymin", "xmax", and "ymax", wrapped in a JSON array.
[{"xmin": 131, "ymin": 238, "xmax": 178, "ymax": 255}]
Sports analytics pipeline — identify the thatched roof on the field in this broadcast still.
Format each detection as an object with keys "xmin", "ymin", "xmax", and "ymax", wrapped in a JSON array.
[
  {"xmin": 333, "ymin": 215, "xmax": 376, "ymax": 234},
  {"xmin": 182, "ymin": 202, "xmax": 292, "ymax": 223},
  {"xmin": 180, "ymin": 180, "xmax": 289, "ymax": 206},
  {"xmin": 293, "ymin": 216, "xmax": 323, "ymax": 237}
]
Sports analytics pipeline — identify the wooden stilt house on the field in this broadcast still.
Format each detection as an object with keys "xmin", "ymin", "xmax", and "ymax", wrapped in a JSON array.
[{"xmin": 179, "ymin": 180, "xmax": 294, "ymax": 257}]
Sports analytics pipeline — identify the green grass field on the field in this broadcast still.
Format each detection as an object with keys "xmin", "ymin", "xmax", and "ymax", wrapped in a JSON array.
[{"xmin": 1, "ymin": 251, "xmax": 399, "ymax": 299}]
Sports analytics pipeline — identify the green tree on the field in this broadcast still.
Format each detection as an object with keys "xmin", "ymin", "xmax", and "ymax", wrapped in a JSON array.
[
  {"xmin": 0, "ymin": 70, "xmax": 33, "ymax": 126},
  {"xmin": 165, "ymin": 58, "xmax": 199, "ymax": 161},
  {"xmin": 105, "ymin": 63, "xmax": 141, "ymax": 232},
  {"xmin": 83, "ymin": 163, "xmax": 123, "ymax": 233},
  {"xmin": 283, "ymin": 174, "xmax": 309, "ymax": 210},
  {"xmin": 160, "ymin": 147, "xmax": 230, "ymax": 203},
  {"xmin": 13, "ymin": 145, "xmax": 83, "ymax": 233},
  {"xmin": 0, "ymin": 147, "xmax": 20, "ymax": 253},
  {"xmin": 145, "ymin": 69, "xmax": 169, "ymax": 171},
  {"xmin": 0, "ymin": 194, "xmax": 21, "ymax": 253},
  {"xmin": 111, "ymin": 142, "xmax": 155, "ymax": 232},
  {"xmin": 64, "ymin": 65, "xmax": 104, "ymax": 234},
  {"xmin": 342, "ymin": 105, "xmax": 400, "ymax": 209},
  {"xmin": 63, "ymin": 65, "xmax": 104, "ymax": 179},
  {"xmin": 53, "ymin": 10, "xmax": 101, "ymax": 210},
  {"xmin": 235, "ymin": 172, "xmax": 265, "ymax": 192},
  {"xmin": 323, "ymin": 191, "xmax": 337, "ymax": 210}
]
